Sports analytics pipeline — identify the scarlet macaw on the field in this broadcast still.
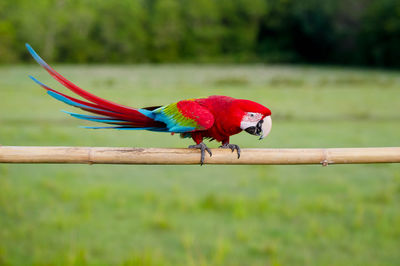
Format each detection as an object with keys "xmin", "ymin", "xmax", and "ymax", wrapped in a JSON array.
[{"xmin": 26, "ymin": 44, "xmax": 272, "ymax": 164}]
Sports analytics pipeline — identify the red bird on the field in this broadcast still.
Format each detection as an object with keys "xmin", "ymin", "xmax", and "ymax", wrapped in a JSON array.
[{"xmin": 26, "ymin": 44, "xmax": 272, "ymax": 164}]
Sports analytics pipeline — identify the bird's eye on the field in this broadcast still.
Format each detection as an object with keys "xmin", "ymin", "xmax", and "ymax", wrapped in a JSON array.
[{"xmin": 250, "ymin": 113, "xmax": 254, "ymax": 117}]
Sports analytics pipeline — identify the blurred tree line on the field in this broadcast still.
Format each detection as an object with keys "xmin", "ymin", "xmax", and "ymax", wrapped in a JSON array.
[{"xmin": 0, "ymin": 0, "xmax": 399, "ymax": 67}]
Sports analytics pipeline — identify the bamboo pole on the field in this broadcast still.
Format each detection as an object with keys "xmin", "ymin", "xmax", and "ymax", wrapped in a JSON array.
[{"xmin": 0, "ymin": 146, "xmax": 399, "ymax": 165}]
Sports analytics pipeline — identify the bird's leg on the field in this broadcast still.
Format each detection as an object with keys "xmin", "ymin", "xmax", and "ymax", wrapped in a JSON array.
[
  {"xmin": 188, "ymin": 142, "xmax": 212, "ymax": 165},
  {"xmin": 219, "ymin": 139, "xmax": 241, "ymax": 159}
]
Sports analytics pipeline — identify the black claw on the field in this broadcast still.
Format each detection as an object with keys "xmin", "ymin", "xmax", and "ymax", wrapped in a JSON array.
[
  {"xmin": 219, "ymin": 144, "xmax": 241, "ymax": 159},
  {"xmin": 188, "ymin": 142, "xmax": 212, "ymax": 165},
  {"xmin": 236, "ymin": 146, "xmax": 241, "ymax": 159}
]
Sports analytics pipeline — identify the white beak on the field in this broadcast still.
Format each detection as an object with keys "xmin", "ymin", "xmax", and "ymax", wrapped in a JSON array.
[{"xmin": 260, "ymin": 115, "xmax": 272, "ymax": 139}]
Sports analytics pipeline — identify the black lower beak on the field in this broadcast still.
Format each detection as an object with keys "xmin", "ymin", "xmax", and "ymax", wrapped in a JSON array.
[
  {"xmin": 245, "ymin": 126, "xmax": 257, "ymax": 135},
  {"xmin": 245, "ymin": 120, "xmax": 264, "ymax": 136}
]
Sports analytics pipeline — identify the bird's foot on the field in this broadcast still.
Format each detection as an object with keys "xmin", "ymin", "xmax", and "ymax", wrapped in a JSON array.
[
  {"xmin": 188, "ymin": 142, "xmax": 212, "ymax": 165},
  {"xmin": 219, "ymin": 143, "xmax": 241, "ymax": 159}
]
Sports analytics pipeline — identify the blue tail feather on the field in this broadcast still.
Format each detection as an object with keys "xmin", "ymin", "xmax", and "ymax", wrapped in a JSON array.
[
  {"xmin": 30, "ymin": 76, "xmax": 116, "ymax": 113},
  {"xmin": 62, "ymin": 110, "xmax": 128, "ymax": 123},
  {"xmin": 29, "ymin": 75, "xmax": 51, "ymax": 89},
  {"xmin": 81, "ymin": 126, "xmax": 160, "ymax": 130},
  {"xmin": 26, "ymin": 43, "xmax": 50, "ymax": 69},
  {"xmin": 47, "ymin": 90, "xmax": 105, "ymax": 111}
]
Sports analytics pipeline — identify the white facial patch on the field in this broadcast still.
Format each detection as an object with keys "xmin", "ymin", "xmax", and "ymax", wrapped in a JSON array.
[{"xmin": 240, "ymin": 112, "xmax": 263, "ymax": 130}]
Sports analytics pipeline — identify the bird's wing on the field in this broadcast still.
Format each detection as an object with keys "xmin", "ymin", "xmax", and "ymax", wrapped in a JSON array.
[
  {"xmin": 139, "ymin": 100, "xmax": 214, "ymax": 133},
  {"xmin": 26, "ymin": 43, "xmax": 166, "ymax": 130}
]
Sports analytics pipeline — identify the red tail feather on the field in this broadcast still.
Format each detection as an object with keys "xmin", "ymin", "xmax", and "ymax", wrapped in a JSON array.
[
  {"xmin": 43, "ymin": 64, "xmax": 140, "ymax": 115},
  {"xmin": 28, "ymin": 44, "xmax": 165, "ymax": 128}
]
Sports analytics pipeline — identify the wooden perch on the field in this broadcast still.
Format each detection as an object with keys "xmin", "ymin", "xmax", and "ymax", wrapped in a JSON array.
[{"xmin": 0, "ymin": 146, "xmax": 399, "ymax": 165}]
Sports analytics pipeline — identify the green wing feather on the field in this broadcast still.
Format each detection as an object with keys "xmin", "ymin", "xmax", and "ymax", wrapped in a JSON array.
[{"xmin": 152, "ymin": 100, "xmax": 214, "ymax": 132}]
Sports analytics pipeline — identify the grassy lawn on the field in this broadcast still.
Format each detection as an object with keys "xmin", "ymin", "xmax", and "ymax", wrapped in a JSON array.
[{"xmin": 0, "ymin": 64, "xmax": 400, "ymax": 265}]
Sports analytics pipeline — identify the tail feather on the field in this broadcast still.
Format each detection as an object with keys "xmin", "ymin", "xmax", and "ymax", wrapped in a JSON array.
[
  {"xmin": 26, "ymin": 43, "xmax": 138, "ymax": 115},
  {"xmin": 26, "ymin": 43, "xmax": 166, "ymax": 129},
  {"xmin": 30, "ymin": 75, "xmax": 104, "ymax": 110},
  {"xmin": 62, "ymin": 111, "xmax": 131, "ymax": 124},
  {"xmin": 62, "ymin": 111, "xmax": 148, "ymax": 126},
  {"xmin": 47, "ymin": 90, "xmax": 105, "ymax": 112},
  {"xmin": 44, "ymin": 85, "xmax": 146, "ymax": 122},
  {"xmin": 81, "ymin": 126, "xmax": 162, "ymax": 130},
  {"xmin": 47, "ymin": 88, "xmax": 160, "ymax": 127}
]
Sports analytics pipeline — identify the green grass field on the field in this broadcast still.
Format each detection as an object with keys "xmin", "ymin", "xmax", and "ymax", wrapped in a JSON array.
[{"xmin": 0, "ymin": 64, "xmax": 400, "ymax": 265}]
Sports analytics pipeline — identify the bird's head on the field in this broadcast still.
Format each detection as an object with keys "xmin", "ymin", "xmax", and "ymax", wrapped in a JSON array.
[{"xmin": 234, "ymin": 99, "xmax": 272, "ymax": 140}]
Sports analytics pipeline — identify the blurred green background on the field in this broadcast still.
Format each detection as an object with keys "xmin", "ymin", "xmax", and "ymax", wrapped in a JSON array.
[
  {"xmin": 1, "ymin": 0, "xmax": 400, "ymax": 265},
  {"xmin": 1, "ymin": 0, "xmax": 400, "ymax": 67}
]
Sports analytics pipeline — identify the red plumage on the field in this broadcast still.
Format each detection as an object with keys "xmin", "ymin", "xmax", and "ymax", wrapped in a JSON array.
[{"xmin": 191, "ymin": 96, "xmax": 271, "ymax": 144}]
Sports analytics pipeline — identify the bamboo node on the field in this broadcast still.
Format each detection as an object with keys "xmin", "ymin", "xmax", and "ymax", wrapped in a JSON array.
[
  {"xmin": 321, "ymin": 149, "xmax": 330, "ymax": 166},
  {"xmin": 321, "ymin": 159, "xmax": 329, "ymax": 166},
  {"xmin": 88, "ymin": 148, "xmax": 94, "ymax": 165}
]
